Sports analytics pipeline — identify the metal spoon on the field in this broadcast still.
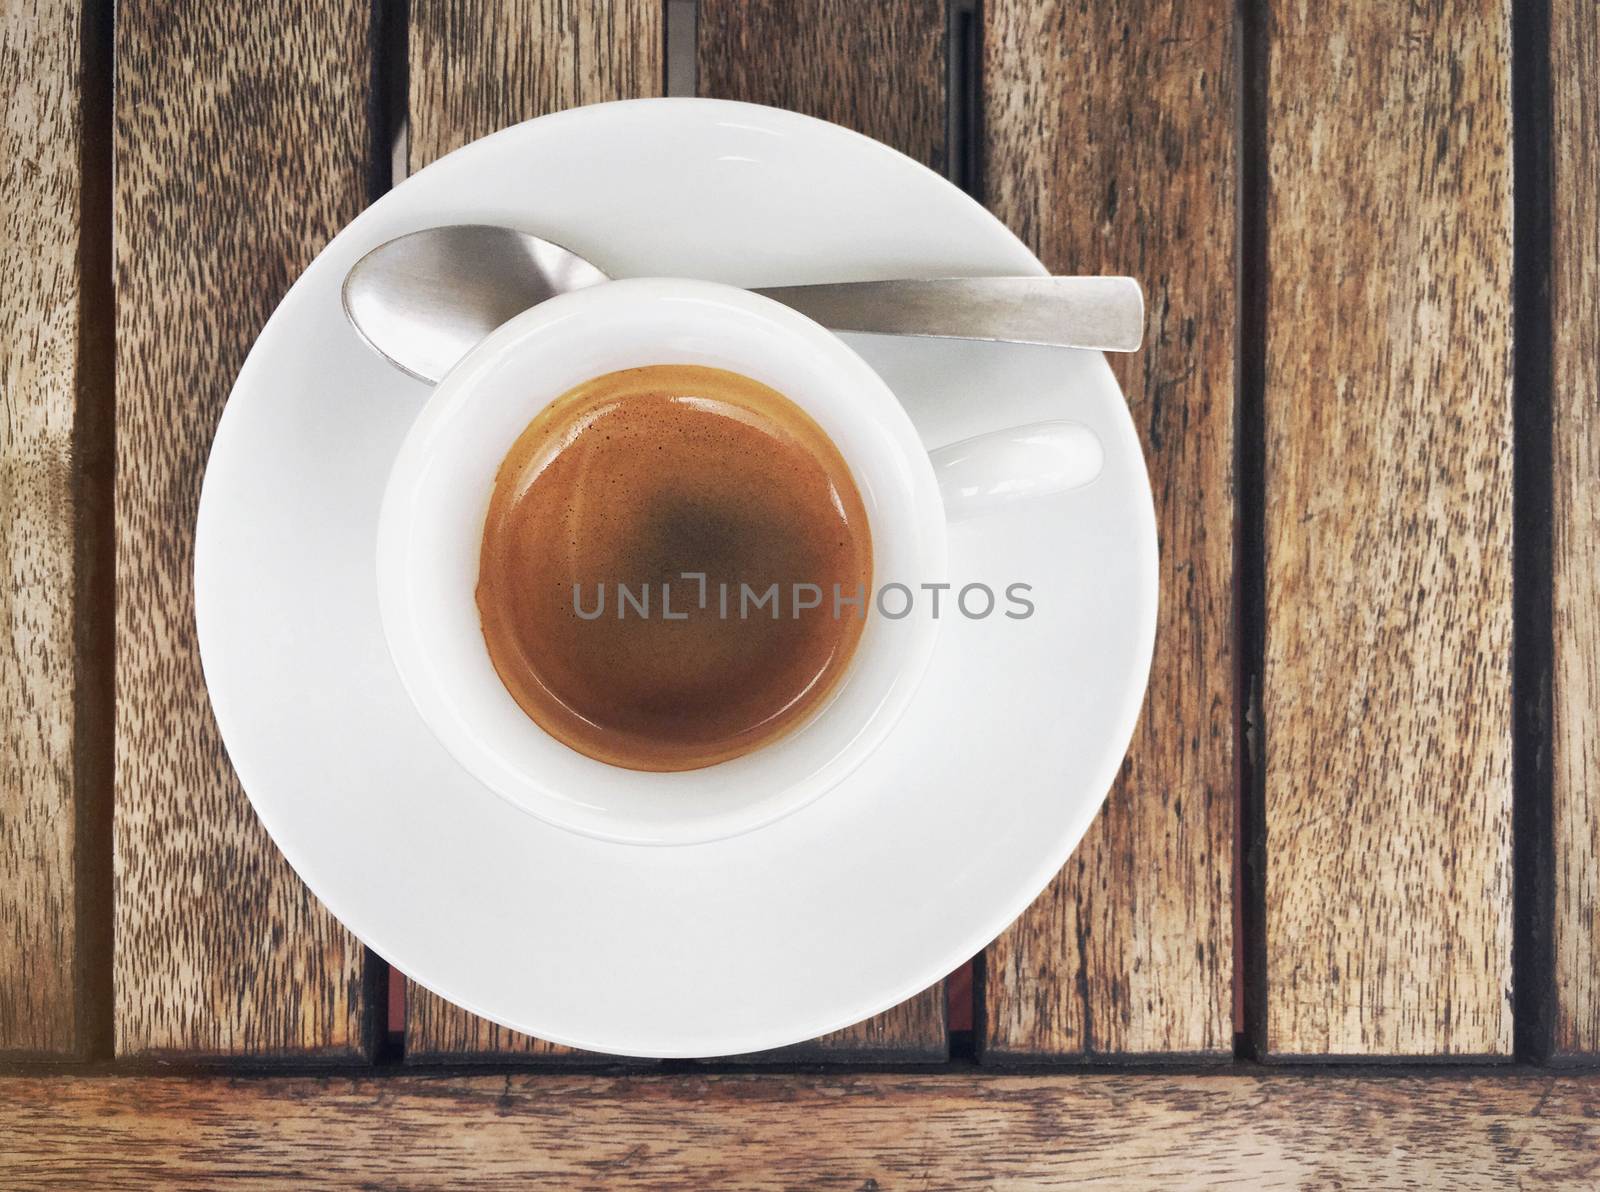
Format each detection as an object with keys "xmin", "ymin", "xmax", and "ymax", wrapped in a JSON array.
[{"xmin": 342, "ymin": 225, "xmax": 1145, "ymax": 384}]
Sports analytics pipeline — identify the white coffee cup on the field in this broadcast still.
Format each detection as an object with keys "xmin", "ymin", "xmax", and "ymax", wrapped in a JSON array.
[{"xmin": 376, "ymin": 278, "xmax": 1100, "ymax": 846}]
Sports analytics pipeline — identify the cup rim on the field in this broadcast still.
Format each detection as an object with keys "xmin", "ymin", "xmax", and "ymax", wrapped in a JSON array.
[{"xmin": 375, "ymin": 277, "xmax": 948, "ymax": 846}]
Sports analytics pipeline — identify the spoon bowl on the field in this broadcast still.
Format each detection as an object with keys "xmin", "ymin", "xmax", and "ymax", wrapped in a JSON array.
[{"xmin": 343, "ymin": 226, "xmax": 611, "ymax": 383}]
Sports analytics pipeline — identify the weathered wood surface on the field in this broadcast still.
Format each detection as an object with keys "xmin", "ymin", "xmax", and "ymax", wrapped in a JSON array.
[
  {"xmin": 113, "ymin": 1, "xmax": 375, "ymax": 1057},
  {"xmin": 0, "ymin": 0, "xmax": 105, "ymax": 1057},
  {"xmin": 404, "ymin": 983, "xmax": 574, "ymax": 1063},
  {"xmin": 736, "ymin": 986, "xmax": 948, "ymax": 1064},
  {"xmin": 979, "ymin": 0, "xmax": 1236, "ymax": 1058},
  {"xmin": 3, "ymin": 1072, "xmax": 1599, "ymax": 1189},
  {"xmin": 1554, "ymin": 0, "xmax": 1600, "ymax": 1058},
  {"xmin": 406, "ymin": 0, "xmax": 664, "ymax": 172},
  {"xmin": 407, "ymin": 984, "xmax": 948, "ymax": 1065},
  {"xmin": 697, "ymin": 0, "xmax": 946, "ymax": 175},
  {"xmin": 3, "ymin": 0, "xmax": 1562, "ymax": 1086},
  {"xmin": 402, "ymin": 0, "xmax": 663, "ymax": 1061},
  {"xmin": 1262, "ymin": 0, "xmax": 1515, "ymax": 1055},
  {"xmin": 697, "ymin": 0, "xmax": 949, "ymax": 1061}
]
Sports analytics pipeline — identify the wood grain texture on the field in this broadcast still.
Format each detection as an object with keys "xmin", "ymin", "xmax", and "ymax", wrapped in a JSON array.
[
  {"xmin": 0, "ymin": 0, "xmax": 93, "ymax": 1057},
  {"xmin": 697, "ymin": 0, "xmax": 949, "ymax": 1062},
  {"xmin": 404, "ymin": 986, "xmax": 578, "ymax": 1063},
  {"xmin": 697, "ymin": 0, "xmax": 946, "ymax": 175},
  {"xmin": 1263, "ymin": 0, "xmax": 1514, "ymax": 1056},
  {"xmin": 407, "ymin": 979, "xmax": 947, "ymax": 1064},
  {"xmin": 736, "ymin": 985, "xmax": 947, "ymax": 1063},
  {"xmin": 113, "ymin": 1, "xmax": 374, "ymax": 1057},
  {"xmin": 406, "ymin": 0, "xmax": 663, "ymax": 173},
  {"xmin": 1553, "ymin": 0, "xmax": 1600, "ymax": 1058},
  {"xmin": 979, "ymin": 0, "xmax": 1235, "ymax": 1058},
  {"xmin": 2, "ymin": 1072, "xmax": 1599, "ymax": 1188},
  {"xmin": 402, "ymin": 0, "xmax": 662, "ymax": 1062}
]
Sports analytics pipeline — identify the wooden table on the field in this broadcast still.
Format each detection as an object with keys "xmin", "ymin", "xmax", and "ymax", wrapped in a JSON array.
[{"xmin": 3, "ymin": 0, "xmax": 1598, "ymax": 1184}]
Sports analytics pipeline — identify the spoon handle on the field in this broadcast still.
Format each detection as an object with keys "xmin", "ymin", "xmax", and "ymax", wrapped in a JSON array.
[{"xmin": 749, "ymin": 276, "xmax": 1144, "ymax": 352}]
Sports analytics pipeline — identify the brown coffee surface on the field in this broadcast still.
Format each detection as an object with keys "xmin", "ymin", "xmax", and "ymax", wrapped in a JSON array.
[{"xmin": 477, "ymin": 364, "xmax": 872, "ymax": 772}]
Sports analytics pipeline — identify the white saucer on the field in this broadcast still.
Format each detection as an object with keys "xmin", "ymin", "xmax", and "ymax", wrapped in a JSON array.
[{"xmin": 195, "ymin": 99, "xmax": 1157, "ymax": 1058}]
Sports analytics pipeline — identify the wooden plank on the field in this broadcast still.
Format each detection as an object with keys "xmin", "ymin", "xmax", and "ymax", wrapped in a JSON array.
[
  {"xmin": 404, "ymin": 986, "xmax": 574, "ymax": 1063},
  {"xmin": 408, "ymin": 981, "xmax": 947, "ymax": 1065},
  {"xmin": 3, "ymin": 1073, "xmax": 1599, "ymax": 1188},
  {"xmin": 113, "ymin": 1, "xmax": 376, "ymax": 1057},
  {"xmin": 406, "ymin": 0, "xmax": 664, "ymax": 172},
  {"xmin": 1554, "ymin": 0, "xmax": 1600, "ymax": 1058},
  {"xmin": 0, "ymin": 0, "xmax": 106, "ymax": 1057},
  {"xmin": 696, "ymin": 0, "xmax": 949, "ymax": 1062},
  {"xmin": 1262, "ymin": 0, "xmax": 1514, "ymax": 1056},
  {"xmin": 404, "ymin": 0, "xmax": 950, "ymax": 1064},
  {"xmin": 737, "ymin": 986, "xmax": 947, "ymax": 1063},
  {"xmin": 402, "ymin": 0, "xmax": 663, "ymax": 1062},
  {"xmin": 697, "ymin": 0, "xmax": 946, "ymax": 174},
  {"xmin": 979, "ymin": 0, "xmax": 1235, "ymax": 1058}
]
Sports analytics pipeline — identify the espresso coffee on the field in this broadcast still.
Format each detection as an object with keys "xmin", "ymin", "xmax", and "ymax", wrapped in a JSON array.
[{"xmin": 477, "ymin": 364, "xmax": 872, "ymax": 772}]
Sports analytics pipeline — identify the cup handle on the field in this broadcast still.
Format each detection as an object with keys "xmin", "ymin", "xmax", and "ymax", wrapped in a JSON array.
[{"xmin": 929, "ymin": 421, "xmax": 1104, "ymax": 522}]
